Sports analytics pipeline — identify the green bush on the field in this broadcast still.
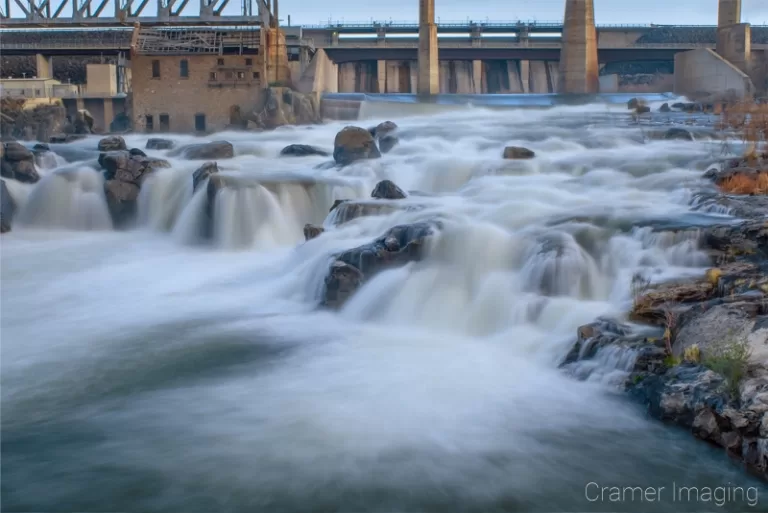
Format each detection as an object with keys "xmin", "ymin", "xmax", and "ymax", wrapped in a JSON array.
[{"xmin": 703, "ymin": 337, "xmax": 752, "ymax": 398}]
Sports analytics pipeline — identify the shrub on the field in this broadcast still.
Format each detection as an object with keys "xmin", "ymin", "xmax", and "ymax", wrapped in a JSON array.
[{"xmin": 703, "ymin": 337, "xmax": 752, "ymax": 398}]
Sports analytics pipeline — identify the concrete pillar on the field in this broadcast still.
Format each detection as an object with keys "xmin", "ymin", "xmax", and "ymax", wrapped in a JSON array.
[
  {"xmin": 718, "ymin": 0, "xmax": 741, "ymax": 28},
  {"xmin": 338, "ymin": 62, "xmax": 356, "ymax": 92},
  {"xmin": 472, "ymin": 60, "xmax": 483, "ymax": 94},
  {"xmin": 558, "ymin": 0, "xmax": 599, "ymax": 94},
  {"xmin": 385, "ymin": 61, "xmax": 399, "ymax": 92},
  {"xmin": 439, "ymin": 61, "xmax": 451, "ymax": 93},
  {"xmin": 720, "ymin": 24, "xmax": 752, "ymax": 74},
  {"xmin": 417, "ymin": 0, "xmax": 439, "ymax": 95},
  {"xmin": 409, "ymin": 61, "xmax": 418, "ymax": 93},
  {"xmin": 103, "ymin": 98, "xmax": 114, "ymax": 132},
  {"xmin": 519, "ymin": 60, "xmax": 531, "ymax": 93},
  {"xmin": 35, "ymin": 54, "xmax": 52, "ymax": 79},
  {"xmin": 377, "ymin": 60, "xmax": 387, "ymax": 93}
]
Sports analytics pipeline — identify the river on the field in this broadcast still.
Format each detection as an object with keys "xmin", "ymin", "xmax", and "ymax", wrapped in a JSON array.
[{"xmin": 2, "ymin": 99, "xmax": 767, "ymax": 512}]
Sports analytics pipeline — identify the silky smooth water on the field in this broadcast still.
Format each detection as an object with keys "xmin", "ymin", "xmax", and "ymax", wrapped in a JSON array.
[{"xmin": 2, "ymin": 102, "xmax": 766, "ymax": 513}]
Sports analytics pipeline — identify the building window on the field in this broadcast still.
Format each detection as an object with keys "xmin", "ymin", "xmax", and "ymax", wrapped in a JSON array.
[
  {"xmin": 209, "ymin": 72, "xmax": 218, "ymax": 81},
  {"xmin": 152, "ymin": 60, "xmax": 160, "ymax": 78},
  {"xmin": 194, "ymin": 113, "xmax": 206, "ymax": 132},
  {"xmin": 253, "ymin": 48, "xmax": 259, "ymax": 55},
  {"xmin": 288, "ymin": 53, "xmax": 300, "ymax": 62},
  {"xmin": 159, "ymin": 113, "xmax": 170, "ymax": 132},
  {"xmin": 252, "ymin": 72, "xmax": 260, "ymax": 80},
  {"xmin": 236, "ymin": 71, "xmax": 245, "ymax": 80},
  {"xmin": 245, "ymin": 58, "xmax": 253, "ymax": 66},
  {"xmin": 217, "ymin": 58, "xmax": 224, "ymax": 66},
  {"xmin": 179, "ymin": 60, "xmax": 189, "ymax": 78},
  {"xmin": 145, "ymin": 115, "xmax": 154, "ymax": 132}
]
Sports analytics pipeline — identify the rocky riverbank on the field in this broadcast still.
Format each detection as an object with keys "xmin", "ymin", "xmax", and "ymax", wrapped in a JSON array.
[{"xmin": 562, "ymin": 149, "xmax": 768, "ymax": 480}]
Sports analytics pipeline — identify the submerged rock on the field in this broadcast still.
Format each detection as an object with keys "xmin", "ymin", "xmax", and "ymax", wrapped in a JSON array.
[
  {"xmin": 146, "ymin": 138, "xmax": 175, "ymax": 150},
  {"xmin": 371, "ymin": 179, "xmax": 406, "ymax": 200},
  {"xmin": 333, "ymin": 126, "xmax": 381, "ymax": 166},
  {"xmin": 280, "ymin": 144, "xmax": 329, "ymax": 157},
  {"xmin": 502, "ymin": 146, "xmax": 535, "ymax": 160},
  {"xmin": 1, "ymin": 142, "xmax": 39, "ymax": 184},
  {"xmin": 175, "ymin": 141, "xmax": 234, "ymax": 160},
  {"xmin": 663, "ymin": 127, "xmax": 695, "ymax": 141},
  {"xmin": 98, "ymin": 135, "xmax": 127, "ymax": 152},
  {"xmin": 322, "ymin": 222, "xmax": 437, "ymax": 308},
  {"xmin": 303, "ymin": 224, "xmax": 325, "ymax": 241}
]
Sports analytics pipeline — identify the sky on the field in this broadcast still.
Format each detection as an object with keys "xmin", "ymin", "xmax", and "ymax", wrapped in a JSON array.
[
  {"xmin": 278, "ymin": 0, "xmax": 768, "ymax": 26},
  {"xmin": 3, "ymin": 0, "xmax": 768, "ymax": 25}
]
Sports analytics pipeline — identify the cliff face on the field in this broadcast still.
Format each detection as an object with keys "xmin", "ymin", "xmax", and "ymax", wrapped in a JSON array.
[{"xmin": 0, "ymin": 56, "xmax": 117, "ymax": 83}]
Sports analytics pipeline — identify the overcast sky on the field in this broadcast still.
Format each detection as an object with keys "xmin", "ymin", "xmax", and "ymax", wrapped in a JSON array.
[{"xmin": 278, "ymin": 0, "xmax": 768, "ymax": 26}]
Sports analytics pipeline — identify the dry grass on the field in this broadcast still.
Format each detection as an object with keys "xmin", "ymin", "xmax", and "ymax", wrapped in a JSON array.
[
  {"xmin": 717, "ymin": 100, "xmax": 768, "ymax": 151},
  {"xmin": 717, "ymin": 172, "xmax": 768, "ymax": 195}
]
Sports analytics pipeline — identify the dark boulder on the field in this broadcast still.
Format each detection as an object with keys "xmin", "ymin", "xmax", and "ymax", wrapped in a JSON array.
[
  {"xmin": 627, "ymin": 98, "xmax": 640, "ymax": 110},
  {"xmin": 371, "ymin": 179, "xmax": 406, "ymax": 200},
  {"xmin": 280, "ymin": 144, "xmax": 329, "ymax": 157},
  {"xmin": 322, "ymin": 222, "xmax": 437, "ymax": 308},
  {"xmin": 1, "ymin": 142, "xmax": 39, "ymax": 184},
  {"xmin": 303, "ymin": 224, "xmax": 325, "ymax": 241},
  {"xmin": 98, "ymin": 151, "xmax": 170, "ymax": 184},
  {"xmin": 104, "ymin": 180, "xmax": 140, "ymax": 227},
  {"xmin": 192, "ymin": 162, "xmax": 219, "ymax": 192},
  {"xmin": 1, "ymin": 179, "xmax": 15, "ymax": 233},
  {"xmin": 49, "ymin": 133, "xmax": 86, "ymax": 144},
  {"xmin": 502, "ymin": 146, "xmax": 535, "ymax": 160},
  {"xmin": 330, "ymin": 199, "xmax": 348, "ymax": 213},
  {"xmin": 659, "ymin": 103, "xmax": 671, "ymax": 112},
  {"xmin": 370, "ymin": 120, "xmax": 399, "ymax": 154},
  {"xmin": 635, "ymin": 105, "xmax": 651, "ymax": 114},
  {"xmin": 663, "ymin": 127, "xmax": 694, "ymax": 141},
  {"xmin": 333, "ymin": 126, "xmax": 381, "ymax": 166},
  {"xmin": 98, "ymin": 135, "xmax": 127, "ymax": 152},
  {"xmin": 129, "ymin": 148, "xmax": 147, "ymax": 157},
  {"xmin": 146, "ymin": 138, "xmax": 175, "ymax": 150},
  {"xmin": 175, "ymin": 140, "xmax": 234, "ymax": 160}
]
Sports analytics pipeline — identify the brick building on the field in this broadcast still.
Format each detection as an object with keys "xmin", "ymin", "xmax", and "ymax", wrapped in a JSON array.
[{"xmin": 130, "ymin": 24, "xmax": 266, "ymax": 133}]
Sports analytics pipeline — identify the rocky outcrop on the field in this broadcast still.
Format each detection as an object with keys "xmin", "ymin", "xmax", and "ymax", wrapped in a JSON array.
[
  {"xmin": 192, "ymin": 162, "xmax": 219, "ymax": 192},
  {"xmin": 322, "ymin": 222, "xmax": 437, "ymax": 308},
  {"xmin": 371, "ymin": 179, "xmax": 406, "ymax": 200},
  {"xmin": 280, "ymin": 144, "xmax": 329, "ymax": 157},
  {"xmin": 174, "ymin": 141, "xmax": 234, "ymax": 160},
  {"xmin": 659, "ymin": 103, "xmax": 671, "ymax": 112},
  {"xmin": 246, "ymin": 87, "xmax": 321, "ymax": 130},
  {"xmin": 98, "ymin": 136, "xmax": 127, "ymax": 152},
  {"xmin": 99, "ymin": 149, "xmax": 170, "ymax": 226},
  {"xmin": 303, "ymin": 224, "xmax": 324, "ymax": 241},
  {"xmin": 0, "ymin": 100, "xmax": 68, "ymax": 142},
  {"xmin": 333, "ymin": 126, "xmax": 381, "ymax": 166},
  {"xmin": 369, "ymin": 121, "xmax": 399, "ymax": 154},
  {"xmin": 1, "ymin": 179, "xmax": 16, "ymax": 233},
  {"xmin": 1, "ymin": 142, "xmax": 39, "ymax": 183},
  {"xmin": 564, "ymin": 217, "xmax": 768, "ymax": 479},
  {"xmin": 502, "ymin": 146, "xmax": 535, "ymax": 160},
  {"xmin": 49, "ymin": 134, "xmax": 86, "ymax": 144},
  {"xmin": 146, "ymin": 138, "xmax": 175, "ymax": 150},
  {"xmin": 663, "ymin": 128, "xmax": 695, "ymax": 141}
]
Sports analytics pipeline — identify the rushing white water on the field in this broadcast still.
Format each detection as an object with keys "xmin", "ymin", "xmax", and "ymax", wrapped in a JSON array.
[{"xmin": 2, "ymin": 102, "xmax": 764, "ymax": 513}]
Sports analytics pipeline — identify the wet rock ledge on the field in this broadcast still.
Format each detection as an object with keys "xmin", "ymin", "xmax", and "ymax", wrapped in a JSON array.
[{"xmin": 563, "ymin": 212, "xmax": 768, "ymax": 479}]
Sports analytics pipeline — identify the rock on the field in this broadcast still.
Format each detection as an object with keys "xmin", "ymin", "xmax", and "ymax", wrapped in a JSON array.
[
  {"xmin": 370, "ymin": 121, "xmax": 399, "ymax": 154},
  {"xmin": 246, "ymin": 87, "xmax": 321, "ymax": 129},
  {"xmin": 672, "ymin": 303, "xmax": 760, "ymax": 361},
  {"xmin": 74, "ymin": 109, "xmax": 94, "ymax": 134},
  {"xmin": 192, "ymin": 162, "xmax": 219, "ymax": 191},
  {"xmin": 561, "ymin": 318, "xmax": 633, "ymax": 366},
  {"xmin": 1, "ymin": 179, "xmax": 16, "ymax": 233},
  {"xmin": 328, "ymin": 200, "xmax": 401, "ymax": 225},
  {"xmin": 329, "ymin": 199, "xmax": 348, "ymax": 213},
  {"xmin": 635, "ymin": 105, "xmax": 651, "ymax": 114},
  {"xmin": 32, "ymin": 143, "xmax": 50, "ymax": 152},
  {"xmin": 659, "ymin": 103, "xmax": 671, "ymax": 112},
  {"xmin": 280, "ymin": 144, "xmax": 329, "ymax": 157},
  {"xmin": 1, "ymin": 142, "xmax": 39, "ymax": 184},
  {"xmin": 32, "ymin": 143, "xmax": 57, "ymax": 169},
  {"xmin": 663, "ymin": 127, "xmax": 694, "ymax": 141},
  {"xmin": 321, "ymin": 222, "xmax": 437, "ymax": 308},
  {"xmin": 98, "ymin": 136, "xmax": 127, "ymax": 152},
  {"xmin": 303, "ymin": 224, "xmax": 325, "ymax": 241},
  {"xmin": 104, "ymin": 180, "xmax": 140, "ymax": 227},
  {"xmin": 109, "ymin": 112, "xmax": 131, "ymax": 133},
  {"xmin": 146, "ymin": 138, "xmax": 175, "ymax": 150},
  {"xmin": 371, "ymin": 179, "xmax": 407, "ymax": 200},
  {"xmin": 627, "ymin": 98, "xmax": 640, "ymax": 109},
  {"xmin": 502, "ymin": 146, "xmax": 535, "ymax": 159},
  {"xmin": 0, "ymin": 101, "xmax": 67, "ymax": 142},
  {"xmin": 175, "ymin": 141, "xmax": 234, "ymax": 160},
  {"xmin": 98, "ymin": 151, "xmax": 169, "ymax": 184},
  {"xmin": 702, "ymin": 220, "xmax": 768, "ymax": 263},
  {"xmin": 630, "ymin": 280, "xmax": 715, "ymax": 325},
  {"xmin": 333, "ymin": 126, "xmax": 381, "ymax": 166}
]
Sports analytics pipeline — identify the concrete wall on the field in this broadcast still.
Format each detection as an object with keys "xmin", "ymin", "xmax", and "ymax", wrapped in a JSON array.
[
  {"xmin": 717, "ymin": 23, "xmax": 752, "ymax": 74},
  {"xmin": 131, "ymin": 53, "xmax": 264, "ymax": 133},
  {"xmin": 86, "ymin": 64, "xmax": 117, "ymax": 96},
  {"xmin": 598, "ymin": 74, "xmax": 619, "ymax": 92},
  {"xmin": 295, "ymin": 49, "xmax": 338, "ymax": 94},
  {"xmin": 674, "ymin": 48, "xmax": 754, "ymax": 99}
]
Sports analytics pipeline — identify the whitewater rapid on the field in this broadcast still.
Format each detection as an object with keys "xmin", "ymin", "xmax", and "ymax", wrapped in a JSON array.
[{"xmin": 2, "ymin": 102, "xmax": 765, "ymax": 512}]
